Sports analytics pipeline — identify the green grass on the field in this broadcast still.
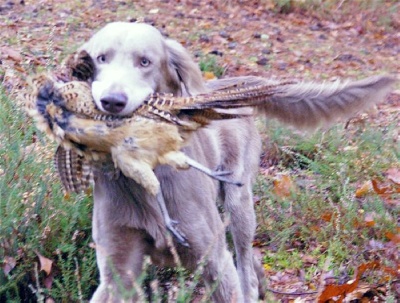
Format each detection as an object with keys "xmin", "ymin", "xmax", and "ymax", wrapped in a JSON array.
[
  {"xmin": 254, "ymin": 118, "xmax": 399, "ymax": 283},
  {"xmin": 0, "ymin": 86, "xmax": 97, "ymax": 302},
  {"xmin": 198, "ymin": 54, "xmax": 225, "ymax": 78},
  {"xmin": 271, "ymin": 0, "xmax": 399, "ymax": 31},
  {"xmin": 1, "ymin": 0, "xmax": 399, "ymax": 298}
]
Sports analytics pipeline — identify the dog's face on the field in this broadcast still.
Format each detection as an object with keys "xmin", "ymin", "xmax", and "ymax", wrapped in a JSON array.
[{"xmin": 80, "ymin": 22, "xmax": 184, "ymax": 116}]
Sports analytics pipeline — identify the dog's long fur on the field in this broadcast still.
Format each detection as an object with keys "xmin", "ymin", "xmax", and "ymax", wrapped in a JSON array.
[{"xmin": 80, "ymin": 22, "xmax": 395, "ymax": 302}]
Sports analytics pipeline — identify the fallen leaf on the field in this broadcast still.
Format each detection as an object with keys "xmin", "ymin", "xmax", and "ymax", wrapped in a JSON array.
[
  {"xmin": 386, "ymin": 167, "xmax": 400, "ymax": 185},
  {"xmin": 43, "ymin": 272, "xmax": 55, "ymax": 289},
  {"xmin": 2, "ymin": 256, "xmax": 16, "ymax": 275},
  {"xmin": 263, "ymin": 263, "xmax": 272, "ymax": 271},
  {"xmin": 301, "ymin": 255, "xmax": 318, "ymax": 265},
  {"xmin": 1, "ymin": 46, "xmax": 22, "ymax": 62},
  {"xmin": 355, "ymin": 180, "xmax": 373, "ymax": 198},
  {"xmin": 317, "ymin": 261, "xmax": 392, "ymax": 303},
  {"xmin": 203, "ymin": 71, "xmax": 216, "ymax": 80},
  {"xmin": 321, "ymin": 211, "xmax": 333, "ymax": 222},
  {"xmin": 364, "ymin": 213, "xmax": 375, "ymax": 227},
  {"xmin": 385, "ymin": 232, "xmax": 400, "ymax": 244},
  {"xmin": 35, "ymin": 251, "xmax": 53, "ymax": 276},
  {"xmin": 371, "ymin": 179, "xmax": 391, "ymax": 195},
  {"xmin": 273, "ymin": 174, "xmax": 295, "ymax": 198}
]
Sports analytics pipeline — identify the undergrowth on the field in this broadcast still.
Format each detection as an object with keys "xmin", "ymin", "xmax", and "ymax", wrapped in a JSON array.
[
  {"xmin": 271, "ymin": 0, "xmax": 399, "ymax": 31},
  {"xmin": 1, "ymin": 1, "xmax": 399, "ymax": 300},
  {"xmin": 254, "ymin": 118, "xmax": 399, "ymax": 282},
  {"xmin": 0, "ymin": 86, "xmax": 97, "ymax": 302}
]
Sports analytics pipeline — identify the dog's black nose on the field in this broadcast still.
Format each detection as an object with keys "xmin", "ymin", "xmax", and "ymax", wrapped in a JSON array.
[{"xmin": 100, "ymin": 93, "xmax": 127, "ymax": 114}]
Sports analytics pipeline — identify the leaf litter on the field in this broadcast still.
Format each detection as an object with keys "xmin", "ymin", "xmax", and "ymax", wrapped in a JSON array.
[{"xmin": 1, "ymin": 0, "xmax": 399, "ymax": 301}]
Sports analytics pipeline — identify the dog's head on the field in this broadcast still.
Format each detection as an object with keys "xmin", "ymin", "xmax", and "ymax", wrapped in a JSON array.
[{"xmin": 74, "ymin": 22, "xmax": 206, "ymax": 116}]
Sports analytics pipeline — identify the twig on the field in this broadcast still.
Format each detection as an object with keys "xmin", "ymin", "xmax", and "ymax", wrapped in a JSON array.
[
  {"xmin": 336, "ymin": 0, "xmax": 346, "ymax": 11},
  {"xmin": 28, "ymin": 262, "xmax": 45, "ymax": 303},
  {"xmin": 265, "ymin": 287, "xmax": 318, "ymax": 296},
  {"xmin": 74, "ymin": 257, "xmax": 83, "ymax": 302}
]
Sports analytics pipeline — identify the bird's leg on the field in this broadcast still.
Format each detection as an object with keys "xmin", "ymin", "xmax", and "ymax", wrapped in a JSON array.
[
  {"xmin": 156, "ymin": 191, "xmax": 189, "ymax": 247},
  {"xmin": 185, "ymin": 157, "xmax": 243, "ymax": 187}
]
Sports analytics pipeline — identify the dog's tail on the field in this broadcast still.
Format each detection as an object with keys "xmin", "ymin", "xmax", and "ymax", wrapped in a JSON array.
[{"xmin": 253, "ymin": 75, "xmax": 397, "ymax": 130}]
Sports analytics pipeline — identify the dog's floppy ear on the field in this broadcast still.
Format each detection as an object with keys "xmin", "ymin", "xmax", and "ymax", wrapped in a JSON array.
[{"xmin": 165, "ymin": 39, "xmax": 207, "ymax": 95}]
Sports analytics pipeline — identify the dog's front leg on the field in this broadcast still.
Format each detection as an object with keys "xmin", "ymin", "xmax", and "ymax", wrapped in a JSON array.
[{"xmin": 90, "ymin": 183, "xmax": 148, "ymax": 303}]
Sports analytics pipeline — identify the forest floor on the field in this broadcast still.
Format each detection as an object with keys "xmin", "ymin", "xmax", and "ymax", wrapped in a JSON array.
[{"xmin": 1, "ymin": 1, "xmax": 399, "ymax": 302}]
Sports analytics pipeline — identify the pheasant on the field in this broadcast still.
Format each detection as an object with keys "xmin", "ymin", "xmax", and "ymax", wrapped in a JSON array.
[{"xmin": 24, "ymin": 73, "xmax": 290, "ymax": 195}]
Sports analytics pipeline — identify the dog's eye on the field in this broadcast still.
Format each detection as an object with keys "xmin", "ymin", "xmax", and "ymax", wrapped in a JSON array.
[
  {"xmin": 140, "ymin": 57, "xmax": 151, "ymax": 67},
  {"xmin": 97, "ymin": 54, "xmax": 107, "ymax": 63}
]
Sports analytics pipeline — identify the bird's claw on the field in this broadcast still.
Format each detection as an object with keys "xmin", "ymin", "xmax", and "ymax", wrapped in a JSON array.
[
  {"xmin": 211, "ymin": 169, "xmax": 243, "ymax": 187},
  {"xmin": 166, "ymin": 220, "xmax": 189, "ymax": 247}
]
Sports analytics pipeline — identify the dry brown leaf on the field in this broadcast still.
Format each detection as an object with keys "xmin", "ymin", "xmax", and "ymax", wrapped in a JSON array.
[
  {"xmin": 364, "ymin": 213, "xmax": 375, "ymax": 227},
  {"xmin": 386, "ymin": 167, "xmax": 400, "ymax": 185},
  {"xmin": 43, "ymin": 272, "xmax": 55, "ymax": 289},
  {"xmin": 385, "ymin": 231, "xmax": 400, "ymax": 244},
  {"xmin": 321, "ymin": 211, "xmax": 334, "ymax": 222},
  {"xmin": 273, "ymin": 174, "xmax": 295, "ymax": 198},
  {"xmin": 355, "ymin": 180, "xmax": 373, "ymax": 198},
  {"xmin": 2, "ymin": 256, "xmax": 16, "ymax": 275},
  {"xmin": 35, "ymin": 251, "xmax": 53, "ymax": 276},
  {"xmin": 1, "ymin": 46, "xmax": 22, "ymax": 62},
  {"xmin": 372, "ymin": 179, "xmax": 396, "ymax": 195},
  {"xmin": 301, "ymin": 255, "xmax": 318, "ymax": 265},
  {"xmin": 317, "ymin": 261, "xmax": 397, "ymax": 303}
]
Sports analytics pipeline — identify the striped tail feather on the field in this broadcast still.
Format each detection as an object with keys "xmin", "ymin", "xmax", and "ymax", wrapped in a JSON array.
[{"xmin": 54, "ymin": 146, "xmax": 93, "ymax": 194}]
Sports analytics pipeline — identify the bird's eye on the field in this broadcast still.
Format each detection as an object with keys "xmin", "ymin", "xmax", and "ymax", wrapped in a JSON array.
[
  {"xmin": 140, "ymin": 57, "xmax": 150, "ymax": 67},
  {"xmin": 97, "ymin": 54, "xmax": 107, "ymax": 63}
]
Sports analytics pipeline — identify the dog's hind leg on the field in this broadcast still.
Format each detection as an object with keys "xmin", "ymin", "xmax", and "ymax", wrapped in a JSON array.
[{"xmin": 202, "ymin": 247, "xmax": 245, "ymax": 302}]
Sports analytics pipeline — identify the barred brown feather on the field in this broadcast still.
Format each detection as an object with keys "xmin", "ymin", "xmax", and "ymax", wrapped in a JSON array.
[{"xmin": 54, "ymin": 146, "xmax": 93, "ymax": 194}]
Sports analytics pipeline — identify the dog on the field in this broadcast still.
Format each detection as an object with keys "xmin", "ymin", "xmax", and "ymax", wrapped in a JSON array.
[{"xmin": 76, "ymin": 22, "xmax": 395, "ymax": 302}]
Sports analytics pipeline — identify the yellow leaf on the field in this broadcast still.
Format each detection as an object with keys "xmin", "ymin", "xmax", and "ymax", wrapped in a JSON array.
[
  {"xmin": 203, "ymin": 71, "xmax": 216, "ymax": 80},
  {"xmin": 355, "ymin": 180, "xmax": 373, "ymax": 198},
  {"xmin": 273, "ymin": 174, "xmax": 295, "ymax": 198},
  {"xmin": 263, "ymin": 264, "xmax": 272, "ymax": 271},
  {"xmin": 35, "ymin": 251, "xmax": 53, "ymax": 276}
]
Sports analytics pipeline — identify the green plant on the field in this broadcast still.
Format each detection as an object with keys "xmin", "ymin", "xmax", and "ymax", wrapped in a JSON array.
[
  {"xmin": 254, "ymin": 118, "xmax": 399, "ymax": 280},
  {"xmin": 198, "ymin": 54, "xmax": 225, "ymax": 78},
  {"xmin": 0, "ymin": 85, "xmax": 97, "ymax": 302}
]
